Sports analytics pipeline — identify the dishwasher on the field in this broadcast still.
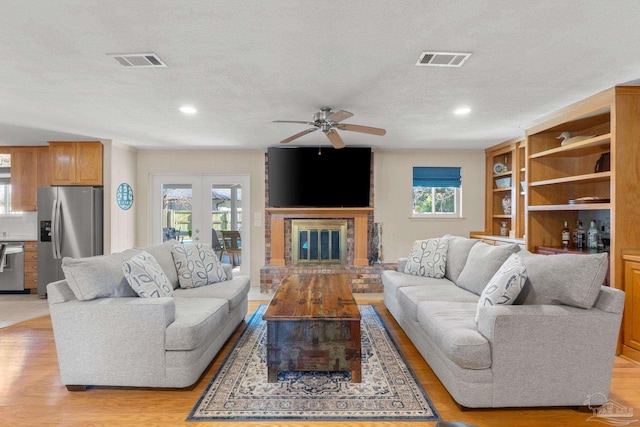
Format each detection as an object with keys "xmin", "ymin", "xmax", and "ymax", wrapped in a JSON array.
[{"xmin": 0, "ymin": 242, "xmax": 25, "ymax": 292}]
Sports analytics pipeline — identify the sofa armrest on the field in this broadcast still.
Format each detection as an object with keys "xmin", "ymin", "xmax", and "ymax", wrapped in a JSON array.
[
  {"xmin": 476, "ymin": 304, "xmax": 623, "ymax": 406},
  {"xmin": 49, "ymin": 296, "xmax": 176, "ymax": 386}
]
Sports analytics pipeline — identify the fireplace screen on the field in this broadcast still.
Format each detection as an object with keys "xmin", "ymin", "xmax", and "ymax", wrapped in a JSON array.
[{"xmin": 292, "ymin": 219, "xmax": 347, "ymax": 264}]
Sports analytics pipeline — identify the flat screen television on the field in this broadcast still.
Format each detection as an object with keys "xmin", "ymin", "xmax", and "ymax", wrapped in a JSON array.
[{"xmin": 267, "ymin": 146, "xmax": 371, "ymax": 208}]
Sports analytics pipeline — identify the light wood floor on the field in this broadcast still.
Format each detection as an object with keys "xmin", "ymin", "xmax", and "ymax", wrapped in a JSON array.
[{"xmin": 2, "ymin": 300, "xmax": 639, "ymax": 427}]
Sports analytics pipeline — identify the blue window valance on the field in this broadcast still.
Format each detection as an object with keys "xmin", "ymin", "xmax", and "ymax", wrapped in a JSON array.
[{"xmin": 413, "ymin": 167, "xmax": 461, "ymax": 188}]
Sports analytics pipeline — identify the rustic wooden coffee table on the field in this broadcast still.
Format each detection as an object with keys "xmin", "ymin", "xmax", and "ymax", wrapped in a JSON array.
[{"xmin": 263, "ymin": 274, "xmax": 362, "ymax": 382}]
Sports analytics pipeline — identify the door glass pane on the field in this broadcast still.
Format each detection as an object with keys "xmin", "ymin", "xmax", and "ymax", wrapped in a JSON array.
[
  {"xmin": 210, "ymin": 184, "xmax": 242, "ymax": 266},
  {"xmin": 162, "ymin": 184, "xmax": 192, "ymax": 243}
]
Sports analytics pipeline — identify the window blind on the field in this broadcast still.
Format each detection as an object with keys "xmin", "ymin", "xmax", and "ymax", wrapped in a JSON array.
[{"xmin": 412, "ymin": 167, "xmax": 461, "ymax": 188}]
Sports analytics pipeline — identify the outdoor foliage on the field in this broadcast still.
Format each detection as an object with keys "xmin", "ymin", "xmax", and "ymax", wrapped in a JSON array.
[{"xmin": 413, "ymin": 187, "xmax": 455, "ymax": 214}]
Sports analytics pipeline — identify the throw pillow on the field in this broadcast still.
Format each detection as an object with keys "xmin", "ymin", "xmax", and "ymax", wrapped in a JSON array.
[
  {"xmin": 171, "ymin": 243, "xmax": 228, "ymax": 288},
  {"xmin": 403, "ymin": 238, "xmax": 448, "ymax": 278},
  {"xmin": 475, "ymin": 253, "xmax": 527, "ymax": 322},
  {"xmin": 455, "ymin": 242, "xmax": 520, "ymax": 295},
  {"xmin": 61, "ymin": 248, "xmax": 141, "ymax": 301},
  {"xmin": 122, "ymin": 251, "xmax": 173, "ymax": 298},
  {"xmin": 442, "ymin": 235, "xmax": 480, "ymax": 282},
  {"xmin": 514, "ymin": 250, "xmax": 608, "ymax": 309},
  {"xmin": 141, "ymin": 239, "xmax": 180, "ymax": 289}
]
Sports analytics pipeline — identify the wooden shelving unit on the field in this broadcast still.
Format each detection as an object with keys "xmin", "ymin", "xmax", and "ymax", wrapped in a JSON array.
[
  {"xmin": 478, "ymin": 138, "xmax": 525, "ymax": 242},
  {"xmin": 523, "ymin": 86, "xmax": 640, "ymax": 297}
]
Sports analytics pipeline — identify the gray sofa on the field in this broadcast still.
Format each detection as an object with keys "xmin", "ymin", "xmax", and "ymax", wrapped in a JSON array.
[
  {"xmin": 382, "ymin": 235, "xmax": 624, "ymax": 408},
  {"xmin": 47, "ymin": 240, "xmax": 250, "ymax": 390}
]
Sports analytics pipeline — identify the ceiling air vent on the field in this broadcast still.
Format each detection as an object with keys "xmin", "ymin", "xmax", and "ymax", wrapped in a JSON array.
[
  {"xmin": 108, "ymin": 53, "xmax": 167, "ymax": 67},
  {"xmin": 416, "ymin": 52, "xmax": 471, "ymax": 67}
]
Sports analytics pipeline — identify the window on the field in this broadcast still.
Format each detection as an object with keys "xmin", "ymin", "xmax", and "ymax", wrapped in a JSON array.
[
  {"xmin": 0, "ymin": 183, "xmax": 10, "ymax": 214},
  {"xmin": 412, "ymin": 166, "xmax": 461, "ymax": 217}
]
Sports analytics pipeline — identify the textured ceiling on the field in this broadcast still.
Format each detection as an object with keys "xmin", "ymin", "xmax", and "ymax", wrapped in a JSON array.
[{"xmin": 1, "ymin": 1, "xmax": 640, "ymax": 150}]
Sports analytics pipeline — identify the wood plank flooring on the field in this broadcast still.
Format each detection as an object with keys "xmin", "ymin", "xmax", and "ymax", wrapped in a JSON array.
[{"xmin": 1, "ymin": 300, "xmax": 639, "ymax": 427}]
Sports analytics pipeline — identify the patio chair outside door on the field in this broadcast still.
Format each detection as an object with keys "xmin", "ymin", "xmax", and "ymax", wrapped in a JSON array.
[{"xmin": 222, "ymin": 230, "xmax": 241, "ymax": 267}]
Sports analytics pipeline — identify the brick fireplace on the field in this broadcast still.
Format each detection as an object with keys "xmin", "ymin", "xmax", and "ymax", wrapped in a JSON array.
[{"xmin": 259, "ymin": 153, "xmax": 394, "ymax": 293}]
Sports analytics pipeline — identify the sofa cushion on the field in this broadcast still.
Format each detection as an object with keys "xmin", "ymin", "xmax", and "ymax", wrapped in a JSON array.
[
  {"xmin": 456, "ymin": 242, "xmax": 520, "ymax": 295},
  {"xmin": 382, "ymin": 269, "xmax": 453, "ymax": 299},
  {"xmin": 397, "ymin": 281, "xmax": 479, "ymax": 322},
  {"xmin": 417, "ymin": 301, "xmax": 491, "ymax": 370},
  {"xmin": 142, "ymin": 239, "xmax": 180, "ymax": 289},
  {"xmin": 172, "ymin": 276, "xmax": 250, "ymax": 311},
  {"xmin": 515, "ymin": 250, "xmax": 608, "ymax": 309},
  {"xmin": 442, "ymin": 235, "xmax": 480, "ymax": 282},
  {"xmin": 404, "ymin": 238, "xmax": 448, "ymax": 278},
  {"xmin": 165, "ymin": 298, "xmax": 228, "ymax": 351},
  {"xmin": 172, "ymin": 243, "xmax": 228, "ymax": 289},
  {"xmin": 61, "ymin": 248, "xmax": 141, "ymax": 301},
  {"xmin": 122, "ymin": 251, "xmax": 173, "ymax": 298},
  {"xmin": 476, "ymin": 253, "xmax": 527, "ymax": 322}
]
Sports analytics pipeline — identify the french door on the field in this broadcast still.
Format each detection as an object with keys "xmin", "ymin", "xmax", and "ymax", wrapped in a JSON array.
[{"xmin": 151, "ymin": 174, "xmax": 250, "ymax": 274}]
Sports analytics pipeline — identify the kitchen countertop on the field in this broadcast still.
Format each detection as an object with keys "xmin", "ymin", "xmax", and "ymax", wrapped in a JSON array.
[{"xmin": 0, "ymin": 234, "xmax": 38, "ymax": 242}]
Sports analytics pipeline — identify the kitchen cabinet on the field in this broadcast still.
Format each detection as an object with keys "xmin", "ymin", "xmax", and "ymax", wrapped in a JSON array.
[
  {"xmin": 36, "ymin": 146, "xmax": 50, "ymax": 187},
  {"xmin": 49, "ymin": 141, "xmax": 103, "ymax": 186},
  {"xmin": 24, "ymin": 241, "xmax": 38, "ymax": 292},
  {"xmin": 10, "ymin": 147, "xmax": 38, "ymax": 211}
]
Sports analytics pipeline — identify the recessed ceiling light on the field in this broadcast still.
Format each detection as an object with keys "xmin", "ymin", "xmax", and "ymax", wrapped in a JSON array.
[
  {"xmin": 453, "ymin": 107, "xmax": 471, "ymax": 115},
  {"xmin": 179, "ymin": 105, "xmax": 197, "ymax": 115}
]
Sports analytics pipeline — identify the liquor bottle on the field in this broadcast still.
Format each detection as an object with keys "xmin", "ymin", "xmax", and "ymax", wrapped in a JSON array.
[
  {"xmin": 587, "ymin": 220, "xmax": 599, "ymax": 249},
  {"xmin": 576, "ymin": 221, "xmax": 585, "ymax": 249},
  {"xmin": 572, "ymin": 220, "xmax": 580, "ymax": 247},
  {"xmin": 562, "ymin": 221, "xmax": 570, "ymax": 248}
]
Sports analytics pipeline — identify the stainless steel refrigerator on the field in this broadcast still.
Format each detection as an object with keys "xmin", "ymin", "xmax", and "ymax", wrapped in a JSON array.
[{"xmin": 37, "ymin": 186, "xmax": 103, "ymax": 297}]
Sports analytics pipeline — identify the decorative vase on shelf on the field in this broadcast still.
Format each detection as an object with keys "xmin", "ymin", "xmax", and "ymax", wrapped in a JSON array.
[{"xmin": 502, "ymin": 196, "xmax": 512, "ymax": 215}]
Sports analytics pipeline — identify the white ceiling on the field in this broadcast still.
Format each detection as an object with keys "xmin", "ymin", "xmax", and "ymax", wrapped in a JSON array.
[{"xmin": 1, "ymin": 1, "xmax": 640, "ymax": 150}]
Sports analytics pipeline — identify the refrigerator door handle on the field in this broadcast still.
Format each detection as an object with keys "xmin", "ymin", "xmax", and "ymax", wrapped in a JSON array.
[
  {"xmin": 51, "ymin": 199, "xmax": 59, "ymax": 260},
  {"xmin": 55, "ymin": 198, "xmax": 62, "ymax": 260}
]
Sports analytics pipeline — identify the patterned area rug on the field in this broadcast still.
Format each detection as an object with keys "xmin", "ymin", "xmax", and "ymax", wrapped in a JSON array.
[{"xmin": 187, "ymin": 304, "xmax": 440, "ymax": 422}]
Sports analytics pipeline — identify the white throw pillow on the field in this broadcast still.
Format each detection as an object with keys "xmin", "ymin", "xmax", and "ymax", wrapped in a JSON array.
[
  {"xmin": 476, "ymin": 253, "xmax": 527, "ymax": 322},
  {"xmin": 122, "ymin": 251, "xmax": 173, "ymax": 298},
  {"xmin": 171, "ymin": 243, "xmax": 228, "ymax": 288},
  {"xmin": 403, "ymin": 238, "xmax": 448, "ymax": 278}
]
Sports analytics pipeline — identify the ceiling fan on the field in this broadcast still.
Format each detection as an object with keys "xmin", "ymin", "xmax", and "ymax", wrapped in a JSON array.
[{"xmin": 273, "ymin": 107, "xmax": 386, "ymax": 149}]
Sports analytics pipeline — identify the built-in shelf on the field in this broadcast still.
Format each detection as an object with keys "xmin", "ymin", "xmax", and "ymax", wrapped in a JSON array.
[
  {"xmin": 530, "ymin": 171, "xmax": 611, "ymax": 187},
  {"xmin": 528, "ymin": 203, "xmax": 611, "ymax": 211},
  {"xmin": 529, "ymin": 133, "xmax": 611, "ymax": 159}
]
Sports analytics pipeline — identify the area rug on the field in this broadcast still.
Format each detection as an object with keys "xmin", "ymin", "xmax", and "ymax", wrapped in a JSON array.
[{"xmin": 187, "ymin": 304, "xmax": 440, "ymax": 422}]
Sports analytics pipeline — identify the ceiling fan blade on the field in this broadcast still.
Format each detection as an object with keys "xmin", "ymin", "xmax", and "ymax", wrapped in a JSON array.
[
  {"xmin": 337, "ymin": 123, "xmax": 386, "ymax": 136},
  {"xmin": 273, "ymin": 120, "xmax": 316, "ymax": 126},
  {"xmin": 327, "ymin": 110, "xmax": 353, "ymax": 123},
  {"xmin": 280, "ymin": 128, "xmax": 318, "ymax": 144},
  {"xmin": 325, "ymin": 130, "xmax": 346, "ymax": 149}
]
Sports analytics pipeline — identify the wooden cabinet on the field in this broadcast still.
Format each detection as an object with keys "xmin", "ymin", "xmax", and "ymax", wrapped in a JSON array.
[
  {"xmin": 24, "ymin": 241, "xmax": 38, "ymax": 292},
  {"xmin": 524, "ymin": 86, "xmax": 640, "ymax": 290},
  {"xmin": 36, "ymin": 146, "xmax": 51, "ymax": 187},
  {"xmin": 49, "ymin": 141, "xmax": 103, "ymax": 186},
  {"xmin": 10, "ymin": 147, "xmax": 38, "ymax": 211},
  {"xmin": 482, "ymin": 138, "xmax": 525, "ymax": 239},
  {"xmin": 623, "ymin": 253, "xmax": 640, "ymax": 363}
]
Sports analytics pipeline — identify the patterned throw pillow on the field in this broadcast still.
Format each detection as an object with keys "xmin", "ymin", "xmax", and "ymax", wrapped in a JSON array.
[
  {"xmin": 122, "ymin": 251, "xmax": 173, "ymax": 298},
  {"xmin": 475, "ymin": 253, "xmax": 527, "ymax": 322},
  {"xmin": 171, "ymin": 243, "xmax": 228, "ymax": 289},
  {"xmin": 403, "ymin": 238, "xmax": 448, "ymax": 278}
]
